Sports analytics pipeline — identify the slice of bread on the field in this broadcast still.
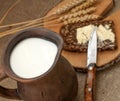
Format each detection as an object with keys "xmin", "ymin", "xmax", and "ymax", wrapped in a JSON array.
[{"xmin": 60, "ymin": 20, "xmax": 117, "ymax": 52}]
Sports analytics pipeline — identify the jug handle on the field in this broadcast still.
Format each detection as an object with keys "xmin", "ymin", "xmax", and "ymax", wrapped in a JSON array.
[{"xmin": 0, "ymin": 68, "xmax": 21, "ymax": 100}]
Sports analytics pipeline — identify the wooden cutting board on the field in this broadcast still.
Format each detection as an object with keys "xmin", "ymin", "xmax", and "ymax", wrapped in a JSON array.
[
  {"xmin": 62, "ymin": 10, "xmax": 120, "ymax": 71},
  {"xmin": 44, "ymin": 0, "xmax": 116, "ymax": 72}
]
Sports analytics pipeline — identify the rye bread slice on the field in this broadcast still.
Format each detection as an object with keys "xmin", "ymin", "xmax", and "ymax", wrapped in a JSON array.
[{"xmin": 60, "ymin": 20, "xmax": 117, "ymax": 52}]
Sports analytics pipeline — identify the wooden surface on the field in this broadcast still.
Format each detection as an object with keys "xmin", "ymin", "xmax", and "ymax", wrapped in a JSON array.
[
  {"xmin": 45, "ymin": 0, "xmax": 115, "ymax": 71},
  {"xmin": 0, "ymin": 0, "xmax": 120, "ymax": 101}
]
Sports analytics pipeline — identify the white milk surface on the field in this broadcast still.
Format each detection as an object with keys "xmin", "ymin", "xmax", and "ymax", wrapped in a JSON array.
[{"xmin": 10, "ymin": 38, "xmax": 58, "ymax": 78}]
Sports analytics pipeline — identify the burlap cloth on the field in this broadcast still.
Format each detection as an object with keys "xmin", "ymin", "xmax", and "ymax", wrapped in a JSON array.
[{"xmin": 0, "ymin": 0, "xmax": 120, "ymax": 101}]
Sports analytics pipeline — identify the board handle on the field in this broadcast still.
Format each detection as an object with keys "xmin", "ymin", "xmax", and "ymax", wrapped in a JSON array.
[
  {"xmin": 84, "ymin": 64, "xmax": 96, "ymax": 101},
  {"xmin": 0, "ymin": 68, "xmax": 21, "ymax": 100}
]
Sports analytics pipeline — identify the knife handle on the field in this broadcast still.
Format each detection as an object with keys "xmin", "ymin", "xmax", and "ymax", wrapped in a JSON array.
[{"xmin": 84, "ymin": 64, "xmax": 96, "ymax": 101}]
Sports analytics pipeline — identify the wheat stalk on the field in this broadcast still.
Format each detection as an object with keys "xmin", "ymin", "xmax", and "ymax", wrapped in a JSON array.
[
  {"xmin": 0, "ymin": 14, "xmax": 101, "ymax": 38},
  {"xmin": 59, "ymin": 7, "xmax": 96, "ymax": 21},
  {"xmin": 0, "ymin": 19, "xmax": 60, "ymax": 38},
  {"xmin": 0, "ymin": 14, "xmax": 60, "ymax": 29},
  {"xmin": 0, "ymin": 0, "xmax": 86, "ymax": 29},
  {"xmin": 51, "ymin": 0, "xmax": 86, "ymax": 16},
  {"xmin": 0, "ymin": 0, "xmax": 90, "ymax": 30},
  {"xmin": 63, "ymin": 14, "xmax": 101, "ymax": 24},
  {"xmin": 0, "ymin": 14, "xmax": 101, "ymax": 37},
  {"xmin": 0, "ymin": 0, "xmax": 102, "ymax": 38},
  {"xmin": 71, "ymin": 0, "xmax": 96, "ymax": 13},
  {"xmin": 0, "ymin": 0, "xmax": 21, "ymax": 24}
]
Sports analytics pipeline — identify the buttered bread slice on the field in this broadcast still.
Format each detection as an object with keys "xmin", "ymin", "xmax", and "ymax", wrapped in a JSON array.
[{"xmin": 60, "ymin": 20, "xmax": 117, "ymax": 52}]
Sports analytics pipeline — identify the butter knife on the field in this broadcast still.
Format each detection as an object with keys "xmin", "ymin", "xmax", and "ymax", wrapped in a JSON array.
[{"xmin": 85, "ymin": 26, "xmax": 97, "ymax": 101}]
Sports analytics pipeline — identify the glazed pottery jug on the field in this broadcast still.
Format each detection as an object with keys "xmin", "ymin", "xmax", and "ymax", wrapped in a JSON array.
[{"xmin": 0, "ymin": 28, "xmax": 78, "ymax": 101}]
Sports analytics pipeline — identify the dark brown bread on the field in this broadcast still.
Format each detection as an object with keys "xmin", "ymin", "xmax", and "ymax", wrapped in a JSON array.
[{"xmin": 60, "ymin": 20, "xmax": 117, "ymax": 52}]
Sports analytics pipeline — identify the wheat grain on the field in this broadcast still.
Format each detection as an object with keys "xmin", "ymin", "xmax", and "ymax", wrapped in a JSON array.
[
  {"xmin": 63, "ymin": 14, "xmax": 100, "ymax": 24},
  {"xmin": 51, "ymin": 0, "xmax": 86, "ymax": 15},
  {"xmin": 59, "ymin": 7, "xmax": 96, "ymax": 21},
  {"xmin": 71, "ymin": 0, "xmax": 96, "ymax": 13}
]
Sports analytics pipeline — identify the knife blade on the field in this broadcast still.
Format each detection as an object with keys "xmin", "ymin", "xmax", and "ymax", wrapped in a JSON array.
[
  {"xmin": 85, "ymin": 26, "xmax": 97, "ymax": 101},
  {"xmin": 87, "ymin": 26, "xmax": 97, "ymax": 66}
]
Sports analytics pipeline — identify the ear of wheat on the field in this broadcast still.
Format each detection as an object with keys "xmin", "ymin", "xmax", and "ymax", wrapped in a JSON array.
[
  {"xmin": 51, "ymin": 0, "xmax": 86, "ymax": 16},
  {"xmin": 0, "ymin": 0, "xmax": 102, "ymax": 38},
  {"xmin": 0, "ymin": 0, "xmax": 86, "ymax": 30},
  {"xmin": 70, "ymin": 0, "xmax": 96, "ymax": 13},
  {"xmin": 59, "ymin": 7, "xmax": 96, "ymax": 21},
  {"xmin": 63, "ymin": 14, "xmax": 101, "ymax": 25}
]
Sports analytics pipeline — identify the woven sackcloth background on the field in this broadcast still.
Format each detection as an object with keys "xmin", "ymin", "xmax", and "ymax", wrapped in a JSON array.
[{"xmin": 0, "ymin": 0, "xmax": 120, "ymax": 101}]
